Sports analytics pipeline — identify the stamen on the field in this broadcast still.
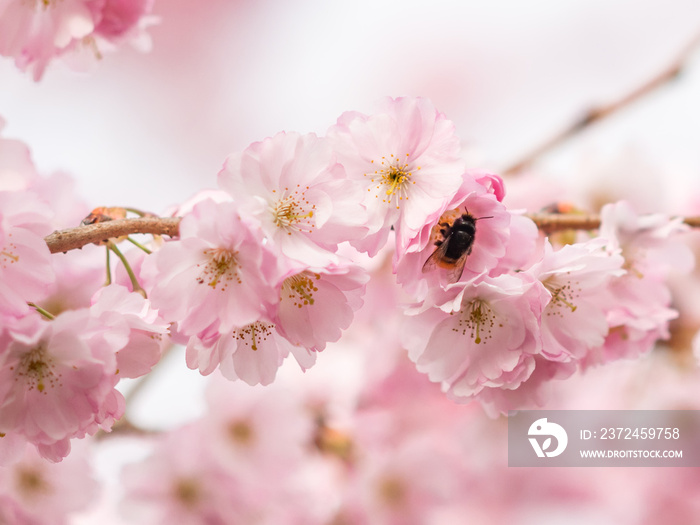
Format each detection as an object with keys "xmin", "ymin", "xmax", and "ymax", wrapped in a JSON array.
[
  {"xmin": 233, "ymin": 322, "xmax": 274, "ymax": 351},
  {"xmin": 543, "ymin": 274, "xmax": 581, "ymax": 316},
  {"xmin": 15, "ymin": 467, "xmax": 49, "ymax": 498},
  {"xmin": 365, "ymin": 153, "xmax": 419, "ymax": 208},
  {"xmin": 196, "ymin": 248, "xmax": 240, "ymax": 290},
  {"xmin": 1, "ymin": 234, "xmax": 19, "ymax": 267},
  {"xmin": 227, "ymin": 420, "xmax": 254, "ymax": 445},
  {"xmin": 13, "ymin": 344, "xmax": 60, "ymax": 393},
  {"xmin": 282, "ymin": 272, "xmax": 320, "ymax": 308},
  {"xmin": 377, "ymin": 476, "xmax": 407, "ymax": 508},
  {"xmin": 270, "ymin": 184, "xmax": 316, "ymax": 235},
  {"xmin": 453, "ymin": 299, "xmax": 497, "ymax": 344},
  {"xmin": 173, "ymin": 478, "xmax": 201, "ymax": 508}
]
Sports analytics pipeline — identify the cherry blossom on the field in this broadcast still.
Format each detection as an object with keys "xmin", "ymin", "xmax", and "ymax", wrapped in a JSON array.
[
  {"xmin": 0, "ymin": 0, "xmax": 156, "ymax": 80},
  {"xmin": 584, "ymin": 201, "xmax": 695, "ymax": 366},
  {"xmin": 0, "ymin": 310, "xmax": 127, "ymax": 461},
  {"xmin": 476, "ymin": 357, "xmax": 578, "ymax": 417},
  {"xmin": 396, "ymin": 172, "xmax": 512, "ymax": 299},
  {"xmin": 529, "ymin": 238, "xmax": 625, "ymax": 361},
  {"xmin": 201, "ymin": 376, "xmax": 315, "ymax": 478},
  {"xmin": 0, "ymin": 441, "xmax": 97, "ymax": 524},
  {"xmin": 275, "ymin": 262, "xmax": 368, "ymax": 352},
  {"xmin": 0, "ymin": 118, "xmax": 40, "ymax": 192},
  {"xmin": 334, "ymin": 435, "xmax": 469, "ymax": 525},
  {"xmin": 121, "ymin": 423, "xmax": 256, "ymax": 525},
  {"xmin": 0, "ymin": 0, "xmax": 95, "ymax": 80},
  {"xmin": 0, "ymin": 190, "xmax": 55, "ymax": 321},
  {"xmin": 403, "ymin": 273, "xmax": 546, "ymax": 402},
  {"xmin": 599, "ymin": 200, "xmax": 694, "ymax": 278},
  {"xmin": 144, "ymin": 199, "xmax": 279, "ymax": 339},
  {"xmin": 90, "ymin": 284, "xmax": 169, "ymax": 379},
  {"xmin": 327, "ymin": 96, "xmax": 465, "ymax": 256},
  {"xmin": 185, "ymin": 318, "xmax": 302, "ymax": 386},
  {"xmin": 218, "ymin": 131, "xmax": 367, "ymax": 267}
]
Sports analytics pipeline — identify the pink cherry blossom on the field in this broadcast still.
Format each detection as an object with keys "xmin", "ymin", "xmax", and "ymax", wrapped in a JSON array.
[
  {"xmin": 90, "ymin": 284, "xmax": 169, "ymax": 379},
  {"xmin": 476, "ymin": 357, "xmax": 578, "ymax": 417},
  {"xmin": 0, "ymin": 190, "xmax": 55, "ymax": 321},
  {"xmin": 0, "ymin": 309, "xmax": 127, "ymax": 461},
  {"xmin": 93, "ymin": 0, "xmax": 154, "ymax": 43},
  {"xmin": 275, "ymin": 262, "xmax": 369, "ymax": 352},
  {"xmin": 0, "ymin": 431, "xmax": 27, "ymax": 467},
  {"xmin": 61, "ymin": 0, "xmax": 157, "ymax": 75},
  {"xmin": 528, "ymin": 238, "xmax": 624, "ymax": 361},
  {"xmin": 186, "ymin": 259, "xmax": 367, "ymax": 386},
  {"xmin": 396, "ymin": 172, "xmax": 511, "ymax": 299},
  {"xmin": 599, "ymin": 200, "xmax": 694, "ymax": 278},
  {"xmin": 39, "ymin": 248, "xmax": 104, "ymax": 316},
  {"xmin": 0, "ymin": 118, "xmax": 39, "ymax": 192},
  {"xmin": 334, "ymin": 434, "xmax": 469, "ymax": 525},
  {"xmin": 584, "ymin": 277, "xmax": 679, "ymax": 367},
  {"xmin": 327, "ymin": 96, "xmax": 465, "ymax": 256},
  {"xmin": 0, "ymin": 0, "xmax": 156, "ymax": 80},
  {"xmin": 185, "ymin": 318, "xmax": 301, "ymax": 386},
  {"xmin": 0, "ymin": 441, "xmax": 97, "ymax": 524},
  {"xmin": 0, "ymin": 0, "xmax": 96, "ymax": 80},
  {"xmin": 201, "ymin": 376, "xmax": 315, "ymax": 479},
  {"xmin": 144, "ymin": 199, "xmax": 279, "ymax": 338},
  {"xmin": 403, "ymin": 273, "xmax": 546, "ymax": 402},
  {"xmin": 218, "ymin": 131, "xmax": 367, "ymax": 267},
  {"xmin": 120, "ymin": 423, "xmax": 256, "ymax": 525},
  {"xmin": 583, "ymin": 201, "xmax": 695, "ymax": 367}
]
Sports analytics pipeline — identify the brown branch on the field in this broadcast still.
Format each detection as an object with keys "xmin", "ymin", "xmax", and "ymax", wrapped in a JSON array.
[
  {"xmin": 526, "ymin": 213, "xmax": 602, "ymax": 234},
  {"xmin": 503, "ymin": 31, "xmax": 700, "ymax": 175},
  {"xmin": 43, "ymin": 214, "xmax": 700, "ymax": 253},
  {"xmin": 526, "ymin": 214, "xmax": 700, "ymax": 234},
  {"xmin": 45, "ymin": 217, "xmax": 181, "ymax": 254}
]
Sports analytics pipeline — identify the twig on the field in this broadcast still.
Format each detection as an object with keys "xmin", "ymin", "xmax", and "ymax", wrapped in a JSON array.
[
  {"xmin": 43, "ymin": 214, "xmax": 700, "ymax": 253},
  {"xmin": 44, "ymin": 217, "xmax": 180, "ymax": 254},
  {"xmin": 526, "ymin": 214, "xmax": 700, "ymax": 234},
  {"xmin": 503, "ymin": 31, "xmax": 700, "ymax": 175}
]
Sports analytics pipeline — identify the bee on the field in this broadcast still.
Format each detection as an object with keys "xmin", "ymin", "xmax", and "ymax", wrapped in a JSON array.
[{"xmin": 421, "ymin": 212, "xmax": 491, "ymax": 284}]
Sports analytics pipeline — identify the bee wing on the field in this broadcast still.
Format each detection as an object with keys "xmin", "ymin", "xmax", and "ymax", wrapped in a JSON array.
[
  {"xmin": 445, "ymin": 252, "xmax": 469, "ymax": 284},
  {"xmin": 421, "ymin": 242, "xmax": 449, "ymax": 274}
]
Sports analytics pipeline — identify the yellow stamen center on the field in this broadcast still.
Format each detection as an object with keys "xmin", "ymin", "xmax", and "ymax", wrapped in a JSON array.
[
  {"xmin": 13, "ymin": 344, "xmax": 59, "ymax": 393},
  {"xmin": 543, "ymin": 274, "xmax": 580, "ymax": 316},
  {"xmin": 282, "ymin": 272, "xmax": 320, "ymax": 308},
  {"xmin": 365, "ymin": 153, "xmax": 420, "ymax": 209},
  {"xmin": 173, "ymin": 478, "xmax": 202, "ymax": 508},
  {"xmin": 377, "ymin": 476, "xmax": 407, "ymax": 508},
  {"xmin": 15, "ymin": 467, "xmax": 50, "ymax": 500},
  {"xmin": 227, "ymin": 420, "xmax": 254, "ymax": 446},
  {"xmin": 197, "ymin": 248, "xmax": 240, "ymax": 290},
  {"xmin": 270, "ymin": 184, "xmax": 316, "ymax": 235},
  {"xmin": 233, "ymin": 322, "xmax": 274, "ymax": 351},
  {"xmin": 1, "ymin": 234, "xmax": 19, "ymax": 267},
  {"xmin": 453, "ymin": 299, "xmax": 498, "ymax": 344}
]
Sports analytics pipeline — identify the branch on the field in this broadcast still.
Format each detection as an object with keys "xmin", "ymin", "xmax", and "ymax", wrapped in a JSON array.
[
  {"xmin": 503, "ymin": 31, "xmax": 700, "ymax": 175},
  {"xmin": 43, "ymin": 214, "xmax": 700, "ymax": 253},
  {"xmin": 45, "ymin": 217, "xmax": 181, "ymax": 254},
  {"xmin": 526, "ymin": 214, "xmax": 700, "ymax": 234}
]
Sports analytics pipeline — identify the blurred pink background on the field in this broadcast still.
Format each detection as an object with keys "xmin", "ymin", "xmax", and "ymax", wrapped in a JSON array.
[{"xmin": 3, "ymin": 0, "xmax": 700, "ymax": 214}]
